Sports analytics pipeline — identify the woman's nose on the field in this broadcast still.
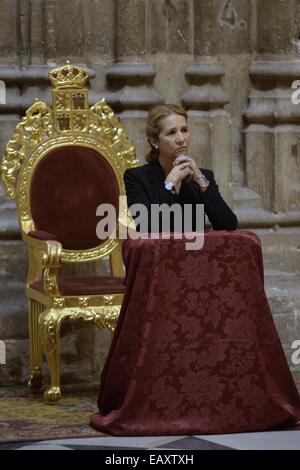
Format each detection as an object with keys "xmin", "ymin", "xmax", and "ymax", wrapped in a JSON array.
[{"xmin": 176, "ymin": 132, "xmax": 184, "ymax": 143}]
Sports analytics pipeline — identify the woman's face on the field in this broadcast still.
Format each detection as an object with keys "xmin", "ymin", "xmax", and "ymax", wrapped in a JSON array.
[{"xmin": 152, "ymin": 114, "xmax": 190, "ymax": 162}]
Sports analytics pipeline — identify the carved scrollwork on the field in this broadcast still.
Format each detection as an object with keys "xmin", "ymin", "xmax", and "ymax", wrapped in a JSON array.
[
  {"xmin": 61, "ymin": 237, "xmax": 117, "ymax": 262},
  {"xmin": 65, "ymin": 306, "xmax": 120, "ymax": 332},
  {"xmin": 78, "ymin": 297, "xmax": 89, "ymax": 307},
  {"xmin": 99, "ymin": 306, "xmax": 120, "ymax": 332},
  {"xmin": 42, "ymin": 240, "xmax": 62, "ymax": 296},
  {"xmin": 67, "ymin": 308, "xmax": 97, "ymax": 322},
  {"xmin": 40, "ymin": 303, "xmax": 120, "ymax": 365},
  {"xmin": 53, "ymin": 298, "xmax": 65, "ymax": 309},
  {"xmin": 103, "ymin": 295, "xmax": 113, "ymax": 305},
  {"xmin": 40, "ymin": 311, "xmax": 57, "ymax": 354},
  {"xmin": 0, "ymin": 99, "xmax": 53, "ymax": 198},
  {"xmin": 43, "ymin": 268, "xmax": 60, "ymax": 295},
  {"xmin": 89, "ymin": 99, "xmax": 137, "ymax": 165}
]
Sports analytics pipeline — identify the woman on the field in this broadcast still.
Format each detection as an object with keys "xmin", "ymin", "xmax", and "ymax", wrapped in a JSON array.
[
  {"xmin": 124, "ymin": 103, "xmax": 238, "ymax": 233},
  {"xmin": 90, "ymin": 105, "xmax": 300, "ymax": 437}
]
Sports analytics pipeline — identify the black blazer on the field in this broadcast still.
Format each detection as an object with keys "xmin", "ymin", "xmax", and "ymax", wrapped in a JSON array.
[{"xmin": 124, "ymin": 159, "xmax": 238, "ymax": 232}]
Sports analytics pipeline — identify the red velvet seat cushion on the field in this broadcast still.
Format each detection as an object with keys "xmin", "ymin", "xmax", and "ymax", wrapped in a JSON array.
[
  {"xmin": 28, "ymin": 230, "xmax": 58, "ymax": 241},
  {"xmin": 30, "ymin": 276, "xmax": 125, "ymax": 296}
]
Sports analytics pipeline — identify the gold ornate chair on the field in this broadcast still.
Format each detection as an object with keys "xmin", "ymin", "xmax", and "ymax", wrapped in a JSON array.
[{"xmin": 0, "ymin": 61, "xmax": 137, "ymax": 402}]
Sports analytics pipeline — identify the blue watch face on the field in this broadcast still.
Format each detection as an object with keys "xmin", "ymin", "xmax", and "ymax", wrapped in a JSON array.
[{"xmin": 165, "ymin": 182, "xmax": 173, "ymax": 190}]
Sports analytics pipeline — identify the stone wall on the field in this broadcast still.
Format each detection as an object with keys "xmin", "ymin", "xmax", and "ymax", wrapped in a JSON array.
[{"xmin": 0, "ymin": 0, "xmax": 299, "ymax": 389}]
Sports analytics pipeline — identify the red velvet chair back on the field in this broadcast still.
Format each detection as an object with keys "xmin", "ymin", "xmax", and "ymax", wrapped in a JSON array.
[{"xmin": 30, "ymin": 146, "xmax": 119, "ymax": 250}]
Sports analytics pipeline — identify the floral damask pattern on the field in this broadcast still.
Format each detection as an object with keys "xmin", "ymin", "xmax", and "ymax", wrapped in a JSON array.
[{"xmin": 90, "ymin": 231, "xmax": 300, "ymax": 435}]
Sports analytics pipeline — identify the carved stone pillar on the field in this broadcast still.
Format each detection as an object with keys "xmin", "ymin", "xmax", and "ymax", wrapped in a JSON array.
[
  {"xmin": 181, "ymin": 0, "xmax": 233, "ymax": 207},
  {"xmin": 182, "ymin": 63, "xmax": 231, "ymax": 204},
  {"xmin": 246, "ymin": 61, "xmax": 300, "ymax": 214},
  {"xmin": 106, "ymin": 0, "xmax": 163, "ymax": 162},
  {"xmin": 244, "ymin": 1, "xmax": 300, "ymax": 365},
  {"xmin": 0, "ymin": 3, "xmax": 28, "ymax": 355},
  {"xmin": 0, "ymin": 0, "xmax": 114, "ymax": 387},
  {"xmin": 245, "ymin": 0, "xmax": 300, "ymax": 214}
]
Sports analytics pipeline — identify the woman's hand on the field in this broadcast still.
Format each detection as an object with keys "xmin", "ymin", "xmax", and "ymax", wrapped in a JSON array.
[
  {"xmin": 173, "ymin": 156, "xmax": 210, "ymax": 192},
  {"xmin": 173, "ymin": 155, "xmax": 202, "ymax": 181},
  {"xmin": 165, "ymin": 161, "xmax": 194, "ymax": 194}
]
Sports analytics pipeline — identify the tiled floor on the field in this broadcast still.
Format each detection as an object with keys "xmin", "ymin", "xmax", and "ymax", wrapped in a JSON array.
[{"xmin": 1, "ymin": 428, "xmax": 300, "ymax": 450}]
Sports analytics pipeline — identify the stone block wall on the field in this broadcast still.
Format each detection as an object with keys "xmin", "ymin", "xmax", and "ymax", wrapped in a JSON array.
[{"xmin": 0, "ymin": 0, "xmax": 299, "ymax": 389}]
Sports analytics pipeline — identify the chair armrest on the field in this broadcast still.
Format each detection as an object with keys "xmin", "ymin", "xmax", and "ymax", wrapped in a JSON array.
[
  {"xmin": 41, "ymin": 240, "xmax": 62, "ymax": 296},
  {"xmin": 22, "ymin": 231, "xmax": 62, "ymax": 296}
]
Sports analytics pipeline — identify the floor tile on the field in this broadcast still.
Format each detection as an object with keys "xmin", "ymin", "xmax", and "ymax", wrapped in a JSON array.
[
  {"xmin": 39, "ymin": 436, "xmax": 184, "ymax": 448},
  {"xmin": 157, "ymin": 436, "xmax": 233, "ymax": 450},
  {"xmin": 194, "ymin": 430, "xmax": 300, "ymax": 450}
]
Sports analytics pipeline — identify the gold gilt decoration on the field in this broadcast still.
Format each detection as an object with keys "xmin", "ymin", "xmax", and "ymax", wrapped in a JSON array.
[
  {"xmin": 50, "ymin": 61, "xmax": 89, "ymax": 133},
  {"xmin": 40, "ymin": 314, "xmax": 57, "ymax": 349},
  {"xmin": 40, "ymin": 305, "xmax": 120, "ymax": 370},
  {"xmin": 53, "ymin": 298, "xmax": 65, "ymax": 309},
  {"xmin": 43, "ymin": 306, "xmax": 120, "ymax": 338},
  {"xmin": 103, "ymin": 295, "xmax": 113, "ymax": 306},
  {"xmin": 90, "ymin": 99, "xmax": 137, "ymax": 165},
  {"xmin": 0, "ymin": 61, "xmax": 137, "ymax": 402},
  {"xmin": 49, "ymin": 61, "xmax": 88, "ymax": 89},
  {"xmin": 1, "ymin": 62, "xmax": 137, "ymax": 204},
  {"xmin": 43, "ymin": 269, "xmax": 60, "ymax": 296},
  {"xmin": 42, "ymin": 240, "xmax": 62, "ymax": 295},
  {"xmin": 0, "ymin": 100, "xmax": 52, "ymax": 197},
  {"xmin": 78, "ymin": 297, "xmax": 89, "ymax": 308},
  {"xmin": 98, "ymin": 306, "xmax": 120, "ymax": 332}
]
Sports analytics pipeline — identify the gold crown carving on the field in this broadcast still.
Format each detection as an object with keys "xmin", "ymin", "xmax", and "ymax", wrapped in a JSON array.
[{"xmin": 49, "ymin": 60, "xmax": 88, "ymax": 89}]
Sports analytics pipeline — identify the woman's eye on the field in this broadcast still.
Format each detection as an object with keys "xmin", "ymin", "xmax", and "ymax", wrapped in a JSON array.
[{"xmin": 166, "ymin": 127, "xmax": 188, "ymax": 136}]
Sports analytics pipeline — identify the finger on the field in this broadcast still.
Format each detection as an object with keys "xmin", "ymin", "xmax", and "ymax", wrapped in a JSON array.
[
  {"xmin": 175, "ymin": 167, "xmax": 191, "ymax": 182},
  {"xmin": 182, "ymin": 167, "xmax": 193, "ymax": 178},
  {"xmin": 184, "ymin": 167, "xmax": 194, "ymax": 179},
  {"xmin": 174, "ymin": 155, "xmax": 191, "ymax": 165},
  {"xmin": 176, "ymin": 161, "xmax": 193, "ymax": 170}
]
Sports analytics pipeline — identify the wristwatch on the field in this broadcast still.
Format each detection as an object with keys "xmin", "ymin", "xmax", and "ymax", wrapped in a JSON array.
[
  {"xmin": 196, "ymin": 174, "xmax": 210, "ymax": 191},
  {"xmin": 164, "ymin": 181, "xmax": 176, "ymax": 194}
]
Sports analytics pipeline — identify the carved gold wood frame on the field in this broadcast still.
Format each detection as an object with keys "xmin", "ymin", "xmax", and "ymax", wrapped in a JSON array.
[
  {"xmin": 1, "ymin": 97, "xmax": 138, "ymax": 262},
  {"xmin": 17, "ymin": 135, "xmax": 124, "ymax": 262}
]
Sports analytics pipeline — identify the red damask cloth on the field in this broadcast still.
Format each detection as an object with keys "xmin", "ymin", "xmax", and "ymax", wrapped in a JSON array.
[{"xmin": 90, "ymin": 231, "xmax": 300, "ymax": 435}]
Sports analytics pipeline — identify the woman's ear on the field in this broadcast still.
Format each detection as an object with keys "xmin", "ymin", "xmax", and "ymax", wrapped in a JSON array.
[{"xmin": 148, "ymin": 137, "xmax": 158, "ymax": 149}]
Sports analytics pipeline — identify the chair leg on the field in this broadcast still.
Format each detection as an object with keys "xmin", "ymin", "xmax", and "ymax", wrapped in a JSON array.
[
  {"xmin": 39, "ymin": 308, "xmax": 65, "ymax": 403},
  {"xmin": 27, "ymin": 299, "xmax": 44, "ymax": 389}
]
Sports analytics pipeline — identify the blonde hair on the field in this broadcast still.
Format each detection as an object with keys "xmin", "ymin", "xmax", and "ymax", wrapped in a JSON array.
[{"xmin": 146, "ymin": 104, "xmax": 188, "ymax": 163}]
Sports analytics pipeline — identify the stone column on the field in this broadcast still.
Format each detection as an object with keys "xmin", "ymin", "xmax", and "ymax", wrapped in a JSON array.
[
  {"xmin": 244, "ymin": 0, "xmax": 300, "ymax": 366},
  {"xmin": 0, "ymin": 0, "xmax": 29, "ymax": 385},
  {"xmin": 181, "ymin": 0, "xmax": 238, "ymax": 207},
  {"xmin": 0, "ymin": 0, "xmax": 27, "ymax": 234},
  {"xmin": 0, "ymin": 0, "xmax": 113, "ymax": 386},
  {"xmin": 245, "ymin": 0, "xmax": 300, "ymax": 214},
  {"xmin": 148, "ymin": 0, "xmax": 193, "ymax": 102},
  {"xmin": 106, "ymin": 0, "xmax": 163, "ymax": 162},
  {"xmin": 0, "ymin": 0, "xmax": 21, "ymax": 156}
]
